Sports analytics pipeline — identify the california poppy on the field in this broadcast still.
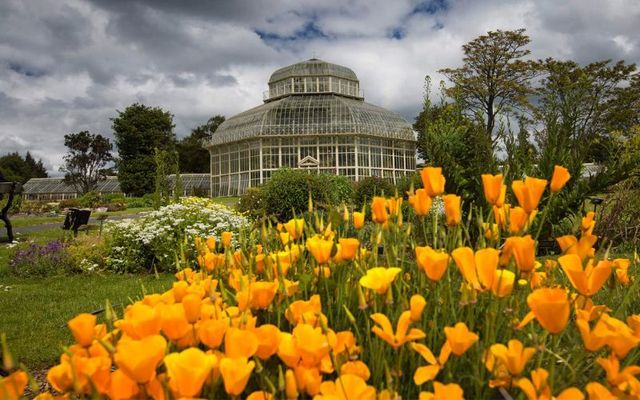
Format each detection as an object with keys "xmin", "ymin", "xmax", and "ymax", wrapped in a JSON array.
[
  {"xmin": 550, "ymin": 165, "xmax": 571, "ymax": 193},
  {"xmin": 511, "ymin": 177, "xmax": 547, "ymax": 213},
  {"xmin": 420, "ymin": 167, "xmax": 446, "ymax": 197}
]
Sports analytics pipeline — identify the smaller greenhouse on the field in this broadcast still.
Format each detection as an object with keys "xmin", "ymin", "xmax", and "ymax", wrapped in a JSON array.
[
  {"xmin": 168, "ymin": 174, "xmax": 211, "ymax": 197},
  {"xmin": 22, "ymin": 176, "xmax": 121, "ymax": 201}
]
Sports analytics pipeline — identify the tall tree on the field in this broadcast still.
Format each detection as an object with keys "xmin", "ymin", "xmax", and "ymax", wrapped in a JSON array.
[
  {"xmin": 24, "ymin": 152, "xmax": 47, "ymax": 178},
  {"xmin": 414, "ymin": 78, "xmax": 495, "ymax": 202},
  {"xmin": 60, "ymin": 131, "xmax": 114, "ymax": 194},
  {"xmin": 0, "ymin": 152, "xmax": 48, "ymax": 183},
  {"xmin": 177, "ymin": 115, "xmax": 225, "ymax": 173},
  {"xmin": 439, "ymin": 29, "xmax": 538, "ymax": 144},
  {"xmin": 112, "ymin": 103, "xmax": 176, "ymax": 196}
]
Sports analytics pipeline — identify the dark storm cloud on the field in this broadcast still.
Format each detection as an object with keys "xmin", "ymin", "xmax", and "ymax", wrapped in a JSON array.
[{"xmin": 0, "ymin": 0, "xmax": 639, "ymax": 175}]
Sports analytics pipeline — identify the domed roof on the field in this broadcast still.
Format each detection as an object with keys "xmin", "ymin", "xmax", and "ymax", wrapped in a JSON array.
[
  {"xmin": 268, "ymin": 58, "xmax": 358, "ymax": 84},
  {"xmin": 207, "ymin": 94, "xmax": 414, "ymax": 146}
]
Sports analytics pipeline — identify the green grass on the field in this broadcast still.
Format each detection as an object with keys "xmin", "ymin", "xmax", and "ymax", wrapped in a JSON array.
[
  {"xmin": 8, "ymin": 207, "xmax": 153, "ymax": 228},
  {"xmin": 211, "ymin": 196, "xmax": 240, "ymax": 208},
  {"xmin": 0, "ymin": 273, "xmax": 174, "ymax": 369}
]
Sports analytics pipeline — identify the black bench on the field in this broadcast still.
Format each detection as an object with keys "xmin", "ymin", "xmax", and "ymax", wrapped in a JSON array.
[
  {"xmin": 62, "ymin": 208, "xmax": 92, "ymax": 237},
  {"xmin": 0, "ymin": 181, "xmax": 23, "ymax": 242}
]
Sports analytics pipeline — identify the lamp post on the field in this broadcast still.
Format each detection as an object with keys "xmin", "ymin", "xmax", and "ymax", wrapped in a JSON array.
[{"xmin": 589, "ymin": 197, "xmax": 604, "ymax": 214}]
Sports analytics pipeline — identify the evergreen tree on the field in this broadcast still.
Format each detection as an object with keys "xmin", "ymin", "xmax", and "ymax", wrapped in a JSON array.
[
  {"xmin": 177, "ymin": 115, "xmax": 225, "ymax": 173},
  {"xmin": 112, "ymin": 103, "xmax": 176, "ymax": 196}
]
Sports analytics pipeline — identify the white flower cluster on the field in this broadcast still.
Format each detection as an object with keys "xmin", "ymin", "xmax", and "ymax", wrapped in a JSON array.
[{"xmin": 104, "ymin": 197, "xmax": 249, "ymax": 272}]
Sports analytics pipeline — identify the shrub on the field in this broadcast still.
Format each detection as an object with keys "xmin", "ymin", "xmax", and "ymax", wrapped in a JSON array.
[
  {"xmin": 237, "ymin": 187, "xmax": 266, "ymax": 219},
  {"xmin": 78, "ymin": 191, "xmax": 101, "ymax": 208},
  {"xmin": 9, "ymin": 240, "xmax": 76, "ymax": 277},
  {"xmin": 262, "ymin": 169, "xmax": 356, "ymax": 220},
  {"xmin": 125, "ymin": 196, "xmax": 153, "ymax": 208},
  {"xmin": 59, "ymin": 198, "xmax": 81, "ymax": 209},
  {"xmin": 395, "ymin": 173, "xmax": 422, "ymax": 198},
  {"xmin": 262, "ymin": 168, "xmax": 314, "ymax": 220},
  {"xmin": 66, "ymin": 235, "xmax": 109, "ymax": 273},
  {"xmin": 102, "ymin": 193, "xmax": 126, "ymax": 203},
  {"xmin": 105, "ymin": 197, "xmax": 249, "ymax": 273},
  {"xmin": 352, "ymin": 176, "xmax": 395, "ymax": 207}
]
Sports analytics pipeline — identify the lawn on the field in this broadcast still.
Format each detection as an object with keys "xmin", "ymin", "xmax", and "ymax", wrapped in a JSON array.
[
  {"xmin": 211, "ymin": 196, "xmax": 239, "ymax": 208},
  {"xmin": 8, "ymin": 206, "xmax": 153, "ymax": 228},
  {"xmin": 0, "ymin": 273, "xmax": 174, "ymax": 368}
]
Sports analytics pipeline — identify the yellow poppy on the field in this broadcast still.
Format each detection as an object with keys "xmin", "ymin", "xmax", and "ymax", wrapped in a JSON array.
[
  {"xmin": 489, "ymin": 340, "xmax": 536, "ymax": 376},
  {"xmin": 511, "ymin": 177, "xmax": 547, "ymax": 213},
  {"xmin": 523, "ymin": 288, "xmax": 570, "ymax": 334},
  {"xmin": 306, "ymin": 236, "xmax": 334, "ymax": 264},
  {"xmin": 443, "ymin": 194, "xmax": 462, "ymax": 226},
  {"xmin": 164, "ymin": 348, "xmax": 217, "ymax": 398},
  {"xmin": 420, "ymin": 167, "xmax": 446, "ymax": 197},
  {"xmin": 315, "ymin": 374, "xmax": 376, "ymax": 400},
  {"xmin": 411, "ymin": 188, "xmax": 433, "ymax": 216},
  {"xmin": 219, "ymin": 357, "xmax": 255, "ymax": 396},
  {"xmin": 222, "ymin": 231, "xmax": 232, "ymax": 247},
  {"xmin": 370, "ymin": 311, "xmax": 426, "ymax": 349},
  {"xmin": 550, "ymin": 165, "xmax": 571, "ymax": 193},
  {"xmin": 352, "ymin": 211, "xmax": 365, "ymax": 229},
  {"xmin": 443, "ymin": 322, "xmax": 479, "ymax": 357},
  {"xmin": 371, "ymin": 196, "xmax": 388, "ymax": 224},
  {"xmin": 0, "ymin": 370, "xmax": 28, "ymax": 400},
  {"xmin": 338, "ymin": 238, "xmax": 360, "ymax": 261},
  {"xmin": 284, "ymin": 218, "xmax": 305, "ymax": 240},
  {"xmin": 558, "ymin": 254, "xmax": 612, "ymax": 297},
  {"xmin": 415, "ymin": 246, "xmax": 449, "ymax": 282},
  {"xmin": 114, "ymin": 335, "xmax": 167, "ymax": 383},
  {"xmin": 481, "ymin": 174, "xmax": 504, "ymax": 205},
  {"xmin": 359, "ymin": 267, "xmax": 402, "ymax": 295},
  {"xmin": 419, "ymin": 382, "xmax": 464, "ymax": 400},
  {"xmin": 67, "ymin": 313, "xmax": 96, "ymax": 347}
]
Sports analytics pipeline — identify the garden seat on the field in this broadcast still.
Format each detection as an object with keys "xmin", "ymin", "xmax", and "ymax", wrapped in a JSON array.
[{"xmin": 62, "ymin": 208, "xmax": 92, "ymax": 237}]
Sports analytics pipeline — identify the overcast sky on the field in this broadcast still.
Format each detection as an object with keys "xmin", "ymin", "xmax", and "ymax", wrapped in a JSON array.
[{"xmin": 1, "ymin": 0, "xmax": 639, "ymax": 175}]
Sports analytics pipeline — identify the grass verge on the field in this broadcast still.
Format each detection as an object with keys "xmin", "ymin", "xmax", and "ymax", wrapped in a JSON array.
[{"xmin": 0, "ymin": 273, "xmax": 174, "ymax": 369}]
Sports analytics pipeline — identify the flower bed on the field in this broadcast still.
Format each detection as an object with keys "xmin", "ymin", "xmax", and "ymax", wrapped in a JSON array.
[
  {"xmin": 104, "ymin": 197, "xmax": 249, "ymax": 273},
  {"xmin": 2, "ymin": 167, "xmax": 639, "ymax": 399}
]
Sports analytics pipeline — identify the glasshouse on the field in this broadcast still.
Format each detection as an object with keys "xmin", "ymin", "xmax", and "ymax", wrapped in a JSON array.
[
  {"xmin": 22, "ymin": 174, "xmax": 211, "ymax": 200},
  {"xmin": 22, "ymin": 176, "xmax": 121, "ymax": 201},
  {"xmin": 205, "ymin": 58, "xmax": 417, "ymax": 197}
]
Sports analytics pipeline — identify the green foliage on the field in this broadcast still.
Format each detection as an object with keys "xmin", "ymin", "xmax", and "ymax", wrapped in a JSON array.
[
  {"xmin": 9, "ymin": 240, "xmax": 76, "ymax": 277},
  {"xmin": 0, "ymin": 273, "xmax": 174, "ymax": 367},
  {"xmin": 78, "ymin": 191, "xmax": 101, "ymax": 208},
  {"xmin": 59, "ymin": 198, "xmax": 81, "ymax": 209},
  {"xmin": 177, "ymin": 115, "xmax": 225, "ymax": 173},
  {"xmin": 261, "ymin": 169, "xmax": 356, "ymax": 220},
  {"xmin": 438, "ymin": 28, "xmax": 537, "ymax": 139},
  {"xmin": 262, "ymin": 169, "xmax": 314, "ymax": 220},
  {"xmin": 237, "ymin": 187, "xmax": 266, "ymax": 219},
  {"xmin": 153, "ymin": 148, "xmax": 179, "ymax": 209},
  {"xmin": 126, "ymin": 196, "xmax": 154, "ymax": 208},
  {"xmin": 415, "ymin": 85, "xmax": 496, "ymax": 203},
  {"xmin": 395, "ymin": 173, "xmax": 422, "ymax": 198},
  {"xmin": 0, "ymin": 151, "xmax": 47, "ymax": 184},
  {"xmin": 352, "ymin": 176, "xmax": 395, "ymax": 207},
  {"xmin": 112, "ymin": 103, "xmax": 176, "ymax": 196},
  {"xmin": 60, "ymin": 131, "xmax": 114, "ymax": 194}
]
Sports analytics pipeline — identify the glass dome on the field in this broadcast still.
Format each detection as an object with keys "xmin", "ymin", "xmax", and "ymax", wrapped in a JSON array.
[{"xmin": 205, "ymin": 59, "xmax": 416, "ymax": 197}]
